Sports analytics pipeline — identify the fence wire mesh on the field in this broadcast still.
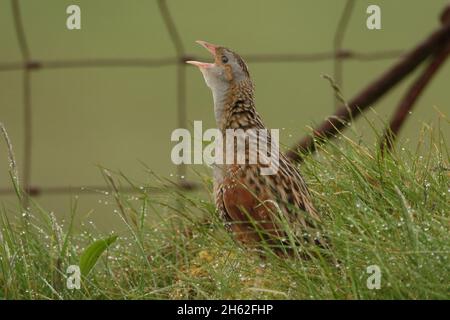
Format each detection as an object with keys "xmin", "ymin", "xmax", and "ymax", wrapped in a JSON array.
[{"xmin": 0, "ymin": 0, "xmax": 412, "ymax": 199}]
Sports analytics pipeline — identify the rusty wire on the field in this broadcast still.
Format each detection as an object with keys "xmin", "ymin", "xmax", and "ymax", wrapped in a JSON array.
[
  {"xmin": 286, "ymin": 3, "xmax": 450, "ymax": 162},
  {"xmin": 0, "ymin": 0, "xmax": 433, "ymax": 197}
]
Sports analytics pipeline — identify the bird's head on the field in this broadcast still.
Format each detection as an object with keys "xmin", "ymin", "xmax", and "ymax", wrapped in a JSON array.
[{"xmin": 186, "ymin": 41, "xmax": 251, "ymax": 91}]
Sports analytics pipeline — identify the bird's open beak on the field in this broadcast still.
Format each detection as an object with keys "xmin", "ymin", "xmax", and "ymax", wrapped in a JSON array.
[
  {"xmin": 196, "ymin": 40, "xmax": 217, "ymax": 55},
  {"xmin": 186, "ymin": 40, "xmax": 218, "ymax": 69}
]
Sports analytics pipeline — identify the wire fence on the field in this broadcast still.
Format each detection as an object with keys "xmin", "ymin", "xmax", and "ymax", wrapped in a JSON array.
[{"xmin": 1, "ymin": 0, "xmax": 446, "ymax": 201}]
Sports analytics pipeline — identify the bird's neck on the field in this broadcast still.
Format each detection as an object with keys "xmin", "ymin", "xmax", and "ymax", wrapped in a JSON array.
[
  {"xmin": 211, "ymin": 83, "xmax": 230, "ymax": 127},
  {"xmin": 211, "ymin": 79, "xmax": 264, "ymax": 131}
]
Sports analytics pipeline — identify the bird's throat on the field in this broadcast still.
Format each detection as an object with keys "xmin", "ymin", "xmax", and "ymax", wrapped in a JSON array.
[{"xmin": 211, "ymin": 84, "xmax": 230, "ymax": 128}]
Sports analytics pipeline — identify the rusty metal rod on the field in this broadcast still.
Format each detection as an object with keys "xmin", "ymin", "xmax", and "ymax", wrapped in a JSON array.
[
  {"xmin": 381, "ymin": 9, "xmax": 450, "ymax": 151},
  {"xmin": 287, "ymin": 7, "xmax": 450, "ymax": 162}
]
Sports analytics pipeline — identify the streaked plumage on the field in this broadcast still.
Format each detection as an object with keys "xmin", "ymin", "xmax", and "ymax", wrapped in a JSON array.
[{"xmin": 187, "ymin": 41, "xmax": 322, "ymax": 253}]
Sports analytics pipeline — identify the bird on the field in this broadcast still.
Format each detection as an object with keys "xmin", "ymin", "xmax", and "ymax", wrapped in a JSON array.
[{"xmin": 186, "ymin": 41, "xmax": 322, "ymax": 254}]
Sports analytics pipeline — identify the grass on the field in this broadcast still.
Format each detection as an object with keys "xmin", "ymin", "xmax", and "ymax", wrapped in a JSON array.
[{"xmin": 0, "ymin": 121, "xmax": 449, "ymax": 300}]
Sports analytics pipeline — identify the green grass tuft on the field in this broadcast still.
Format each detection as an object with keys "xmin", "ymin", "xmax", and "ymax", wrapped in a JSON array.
[{"xmin": 0, "ymin": 122, "xmax": 449, "ymax": 299}]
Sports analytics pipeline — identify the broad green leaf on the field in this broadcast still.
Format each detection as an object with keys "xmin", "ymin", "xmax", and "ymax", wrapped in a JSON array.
[{"xmin": 79, "ymin": 235, "xmax": 118, "ymax": 276}]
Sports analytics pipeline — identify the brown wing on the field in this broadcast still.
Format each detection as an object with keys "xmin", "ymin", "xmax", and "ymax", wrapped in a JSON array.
[
  {"xmin": 216, "ymin": 165, "xmax": 284, "ymax": 245},
  {"xmin": 276, "ymin": 154, "xmax": 320, "ymax": 220},
  {"xmin": 215, "ymin": 155, "xmax": 321, "ymax": 248}
]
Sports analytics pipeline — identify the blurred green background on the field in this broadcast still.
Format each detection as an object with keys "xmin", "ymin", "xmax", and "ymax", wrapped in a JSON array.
[{"xmin": 0, "ymin": 0, "xmax": 449, "ymax": 230}]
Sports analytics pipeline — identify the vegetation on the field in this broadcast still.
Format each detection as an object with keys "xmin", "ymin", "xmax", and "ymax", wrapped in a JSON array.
[{"xmin": 0, "ymin": 122, "xmax": 449, "ymax": 299}]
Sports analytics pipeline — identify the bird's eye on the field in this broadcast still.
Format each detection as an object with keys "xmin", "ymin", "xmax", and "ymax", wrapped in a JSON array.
[{"xmin": 221, "ymin": 55, "xmax": 229, "ymax": 63}]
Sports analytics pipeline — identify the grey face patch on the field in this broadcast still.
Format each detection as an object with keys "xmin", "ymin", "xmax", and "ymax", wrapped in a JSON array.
[
  {"xmin": 230, "ymin": 51, "xmax": 250, "ymax": 78},
  {"xmin": 220, "ymin": 48, "xmax": 250, "ymax": 82}
]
